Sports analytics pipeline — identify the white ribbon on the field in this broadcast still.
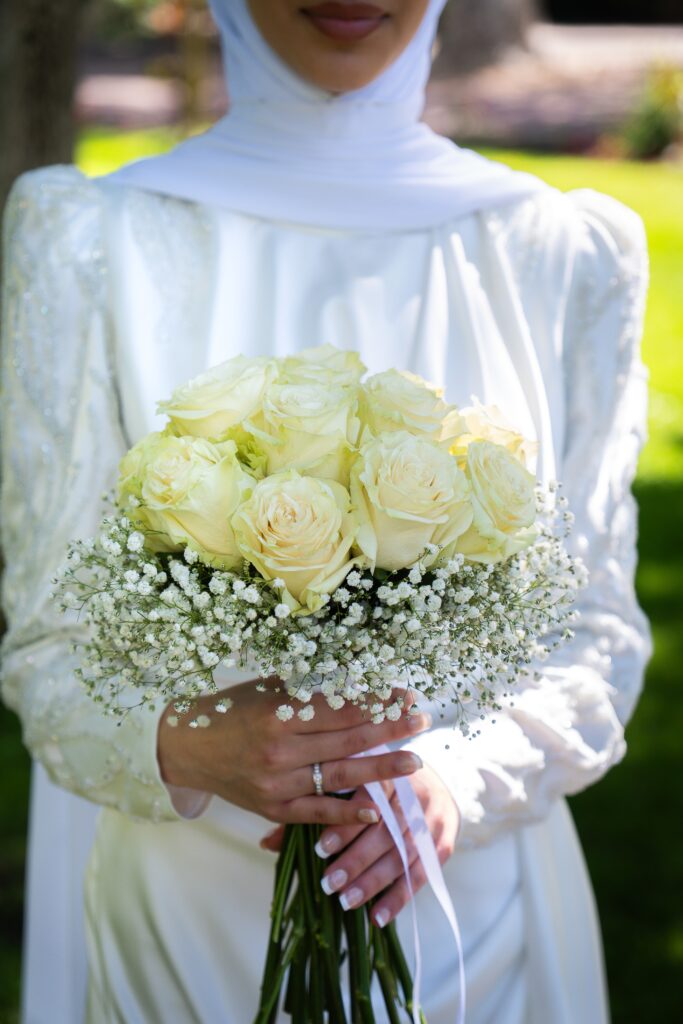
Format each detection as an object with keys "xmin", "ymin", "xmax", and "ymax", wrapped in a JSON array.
[{"xmin": 358, "ymin": 745, "xmax": 466, "ymax": 1024}]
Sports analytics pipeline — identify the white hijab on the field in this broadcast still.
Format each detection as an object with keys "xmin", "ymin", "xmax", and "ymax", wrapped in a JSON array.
[{"xmin": 106, "ymin": 0, "xmax": 549, "ymax": 228}]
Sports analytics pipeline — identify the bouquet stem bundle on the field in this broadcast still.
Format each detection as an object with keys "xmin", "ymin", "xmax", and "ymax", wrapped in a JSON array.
[{"xmin": 255, "ymin": 823, "xmax": 426, "ymax": 1024}]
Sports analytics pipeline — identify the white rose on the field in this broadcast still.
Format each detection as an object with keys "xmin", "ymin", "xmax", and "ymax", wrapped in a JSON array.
[
  {"xmin": 231, "ymin": 470, "xmax": 361, "ymax": 612},
  {"xmin": 279, "ymin": 343, "xmax": 366, "ymax": 387},
  {"xmin": 118, "ymin": 433, "xmax": 253, "ymax": 569},
  {"xmin": 350, "ymin": 431, "xmax": 473, "ymax": 571},
  {"xmin": 450, "ymin": 400, "xmax": 538, "ymax": 469},
  {"xmin": 158, "ymin": 355, "xmax": 275, "ymax": 438},
  {"xmin": 247, "ymin": 379, "xmax": 360, "ymax": 484},
  {"xmin": 218, "ymin": 425, "xmax": 268, "ymax": 479},
  {"xmin": 454, "ymin": 441, "xmax": 537, "ymax": 563},
  {"xmin": 359, "ymin": 368, "xmax": 464, "ymax": 443},
  {"xmin": 118, "ymin": 432, "xmax": 155, "ymax": 504}
]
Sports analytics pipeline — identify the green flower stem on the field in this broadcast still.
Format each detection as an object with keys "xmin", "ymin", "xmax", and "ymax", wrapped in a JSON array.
[
  {"xmin": 383, "ymin": 921, "xmax": 412, "ymax": 1002},
  {"xmin": 254, "ymin": 826, "xmax": 299, "ymax": 1024},
  {"xmin": 309, "ymin": 940, "xmax": 324, "ymax": 1024},
  {"xmin": 296, "ymin": 828, "xmax": 324, "ymax": 1024},
  {"xmin": 256, "ymin": 823, "xmax": 426, "ymax": 1024},
  {"xmin": 343, "ymin": 908, "xmax": 360, "ymax": 1023},
  {"xmin": 295, "ymin": 826, "xmax": 319, "ymax": 930},
  {"xmin": 255, "ymin": 919, "xmax": 300, "ymax": 1024},
  {"xmin": 371, "ymin": 926, "xmax": 402, "ymax": 1024},
  {"xmin": 319, "ymin": 907, "xmax": 348, "ymax": 1023},
  {"xmin": 383, "ymin": 922, "xmax": 428, "ymax": 1024},
  {"xmin": 353, "ymin": 911, "xmax": 374, "ymax": 1024},
  {"xmin": 344, "ymin": 907, "xmax": 374, "ymax": 1024},
  {"xmin": 283, "ymin": 902, "xmax": 307, "ymax": 1021},
  {"xmin": 305, "ymin": 827, "xmax": 347, "ymax": 1023}
]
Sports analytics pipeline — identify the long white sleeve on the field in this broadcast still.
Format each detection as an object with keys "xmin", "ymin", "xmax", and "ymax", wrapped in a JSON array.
[
  {"xmin": 405, "ymin": 188, "xmax": 652, "ymax": 849},
  {"xmin": 0, "ymin": 167, "xmax": 181, "ymax": 822}
]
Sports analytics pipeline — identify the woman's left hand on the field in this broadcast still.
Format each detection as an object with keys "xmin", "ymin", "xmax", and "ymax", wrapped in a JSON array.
[{"xmin": 259, "ymin": 764, "xmax": 460, "ymax": 929}]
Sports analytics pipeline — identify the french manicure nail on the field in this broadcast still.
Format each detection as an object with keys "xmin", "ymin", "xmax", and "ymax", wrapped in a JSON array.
[
  {"xmin": 397, "ymin": 752, "xmax": 422, "ymax": 774},
  {"xmin": 374, "ymin": 907, "xmax": 390, "ymax": 928},
  {"xmin": 358, "ymin": 808, "xmax": 379, "ymax": 824},
  {"xmin": 315, "ymin": 833, "xmax": 341, "ymax": 859},
  {"xmin": 321, "ymin": 869, "xmax": 348, "ymax": 895},
  {"xmin": 339, "ymin": 887, "xmax": 363, "ymax": 911}
]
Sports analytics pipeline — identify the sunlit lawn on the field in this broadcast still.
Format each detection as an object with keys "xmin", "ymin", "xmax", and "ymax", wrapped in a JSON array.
[
  {"xmin": 489, "ymin": 149, "xmax": 683, "ymax": 1021},
  {"xmin": 0, "ymin": 128, "xmax": 681, "ymax": 1022}
]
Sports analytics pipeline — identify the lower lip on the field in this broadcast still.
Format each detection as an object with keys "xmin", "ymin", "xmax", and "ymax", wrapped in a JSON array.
[{"xmin": 304, "ymin": 13, "xmax": 386, "ymax": 42}]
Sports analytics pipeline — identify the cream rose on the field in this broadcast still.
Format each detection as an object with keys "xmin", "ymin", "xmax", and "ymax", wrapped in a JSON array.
[
  {"xmin": 158, "ymin": 355, "xmax": 275, "ymax": 439},
  {"xmin": 455, "ymin": 441, "xmax": 537, "ymax": 563},
  {"xmin": 449, "ymin": 400, "xmax": 538, "ymax": 469},
  {"xmin": 279, "ymin": 343, "xmax": 366, "ymax": 387},
  {"xmin": 117, "ymin": 433, "xmax": 253, "ymax": 569},
  {"xmin": 231, "ymin": 470, "xmax": 360, "ymax": 612},
  {"xmin": 360, "ymin": 368, "xmax": 464, "ymax": 443},
  {"xmin": 117, "ymin": 432, "xmax": 156, "ymax": 506},
  {"xmin": 247, "ymin": 379, "xmax": 360, "ymax": 484},
  {"xmin": 219, "ymin": 425, "xmax": 268, "ymax": 479},
  {"xmin": 350, "ymin": 431, "xmax": 473, "ymax": 571}
]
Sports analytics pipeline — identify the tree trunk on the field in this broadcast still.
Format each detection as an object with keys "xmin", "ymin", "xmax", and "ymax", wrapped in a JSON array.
[
  {"xmin": 0, "ymin": 0, "xmax": 91, "ymax": 638},
  {"xmin": 434, "ymin": 0, "xmax": 541, "ymax": 77},
  {"xmin": 0, "ymin": 0, "xmax": 91, "ymax": 216}
]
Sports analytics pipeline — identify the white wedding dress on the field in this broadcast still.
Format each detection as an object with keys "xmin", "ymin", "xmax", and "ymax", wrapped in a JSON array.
[{"xmin": 1, "ymin": 164, "xmax": 650, "ymax": 1024}]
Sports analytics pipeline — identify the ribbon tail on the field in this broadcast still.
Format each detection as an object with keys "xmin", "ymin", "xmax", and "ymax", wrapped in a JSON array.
[
  {"xmin": 363, "ymin": 777, "xmax": 423, "ymax": 1024},
  {"xmin": 357, "ymin": 743, "xmax": 466, "ymax": 1023},
  {"xmin": 394, "ymin": 775, "xmax": 466, "ymax": 1024}
]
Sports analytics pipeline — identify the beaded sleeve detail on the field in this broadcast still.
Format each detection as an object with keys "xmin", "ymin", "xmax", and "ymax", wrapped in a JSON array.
[
  {"xmin": 0, "ymin": 166, "xmax": 180, "ymax": 822},
  {"xmin": 406, "ymin": 189, "xmax": 652, "ymax": 849}
]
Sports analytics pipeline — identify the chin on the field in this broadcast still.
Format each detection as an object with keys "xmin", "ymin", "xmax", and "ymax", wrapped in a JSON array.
[
  {"xmin": 299, "ymin": 54, "xmax": 391, "ymax": 93},
  {"xmin": 314, "ymin": 70, "xmax": 384, "ymax": 92}
]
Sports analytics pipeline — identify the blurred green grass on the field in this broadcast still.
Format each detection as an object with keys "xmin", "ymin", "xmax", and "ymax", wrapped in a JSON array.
[
  {"xmin": 485, "ymin": 149, "xmax": 683, "ymax": 1018},
  {"xmin": 0, "ymin": 130, "xmax": 681, "ymax": 1022}
]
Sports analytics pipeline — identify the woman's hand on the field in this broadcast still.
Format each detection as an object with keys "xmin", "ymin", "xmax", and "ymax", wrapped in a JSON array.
[
  {"xmin": 260, "ymin": 764, "xmax": 460, "ymax": 928},
  {"xmin": 157, "ymin": 678, "xmax": 432, "ymax": 828}
]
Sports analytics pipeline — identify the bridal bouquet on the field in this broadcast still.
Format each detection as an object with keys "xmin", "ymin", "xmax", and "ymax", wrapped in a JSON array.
[{"xmin": 55, "ymin": 344, "xmax": 584, "ymax": 1022}]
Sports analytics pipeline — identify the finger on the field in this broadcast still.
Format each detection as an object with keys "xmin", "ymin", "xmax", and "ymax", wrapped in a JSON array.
[
  {"xmin": 259, "ymin": 824, "xmax": 285, "ymax": 853},
  {"xmin": 282, "ymin": 795, "xmax": 382, "ymax": 828},
  {"xmin": 320, "ymin": 793, "xmax": 408, "ymax": 894},
  {"xmin": 290, "ymin": 688, "xmax": 416, "ymax": 733},
  {"xmin": 286, "ymin": 711, "xmax": 432, "ymax": 768},
  {"xmin": 370, "ymin": 855, "xmax": 429, "ymax": 929},
  {"xmin": 336, "ymin": 827, "xmax": 420, "ymax": 912},
  {"xmin": 287, "ymin": 751, "xmax": 422, "ymax": 799},
  {"xmin": 314, "ymin": 784, "xmax": 393, "ymax": 859}
]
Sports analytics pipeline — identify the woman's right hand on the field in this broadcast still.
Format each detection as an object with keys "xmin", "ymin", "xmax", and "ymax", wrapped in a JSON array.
[{"xmin": 157, "ymin": 678, "xmax": 432, "ymax": 827}]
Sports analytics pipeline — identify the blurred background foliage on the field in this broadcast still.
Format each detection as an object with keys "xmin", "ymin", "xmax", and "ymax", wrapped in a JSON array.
[
  {"xmin": 622, "ymin": 65, "xmax": 683, "ymax": 159},
  {"xmin": 1, "ymin": 1, "xmax": 682, "ymax": 1022}
]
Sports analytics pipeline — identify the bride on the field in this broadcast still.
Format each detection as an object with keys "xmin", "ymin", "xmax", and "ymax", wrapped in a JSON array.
[{"xmin": 0, "ymin": 1, "xmax": 651, "ymax": 1021}]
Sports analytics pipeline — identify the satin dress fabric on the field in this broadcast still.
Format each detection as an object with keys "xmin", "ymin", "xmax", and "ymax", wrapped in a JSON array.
[{"xmin": 0, "ymin": 165, "xmax": 650, "ymax": 1023}]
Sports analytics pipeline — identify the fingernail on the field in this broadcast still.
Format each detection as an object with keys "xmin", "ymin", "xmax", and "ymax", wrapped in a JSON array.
[
  {"xmin": 397, "ymin": 752, "xmax": 422, "ymax": 774},
  {"xmin": 339, "ymin": 886, "xmax": 363, "ymax": 911},
  {"xmin": 374, "ymin": 907, "xmax": 390, "ymax": 929},
  {"xmin": 315, "ymin": 833, "xmax": 341, "ymax": 859},
  {"xmin": 321, "ymin": 869, "xmax": 348, "ymax": 895},
  {"xmin": 358, "ymin": 808, "xmax": 379, "ymax": 824},
  {"xmin": 408, "ymin": 712, "xmax": 432, "ymax": 732}
]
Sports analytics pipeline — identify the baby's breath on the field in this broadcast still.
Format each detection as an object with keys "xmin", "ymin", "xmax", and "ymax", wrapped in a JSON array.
[{"xmin": 54, "ymin": 485, "xmax": 584, "ymax": 732}]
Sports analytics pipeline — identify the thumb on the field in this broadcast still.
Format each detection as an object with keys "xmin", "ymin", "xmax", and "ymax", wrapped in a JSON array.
[{"xmin": 259, "ymin": 824, "xmax": 285, "ymax": 853}]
